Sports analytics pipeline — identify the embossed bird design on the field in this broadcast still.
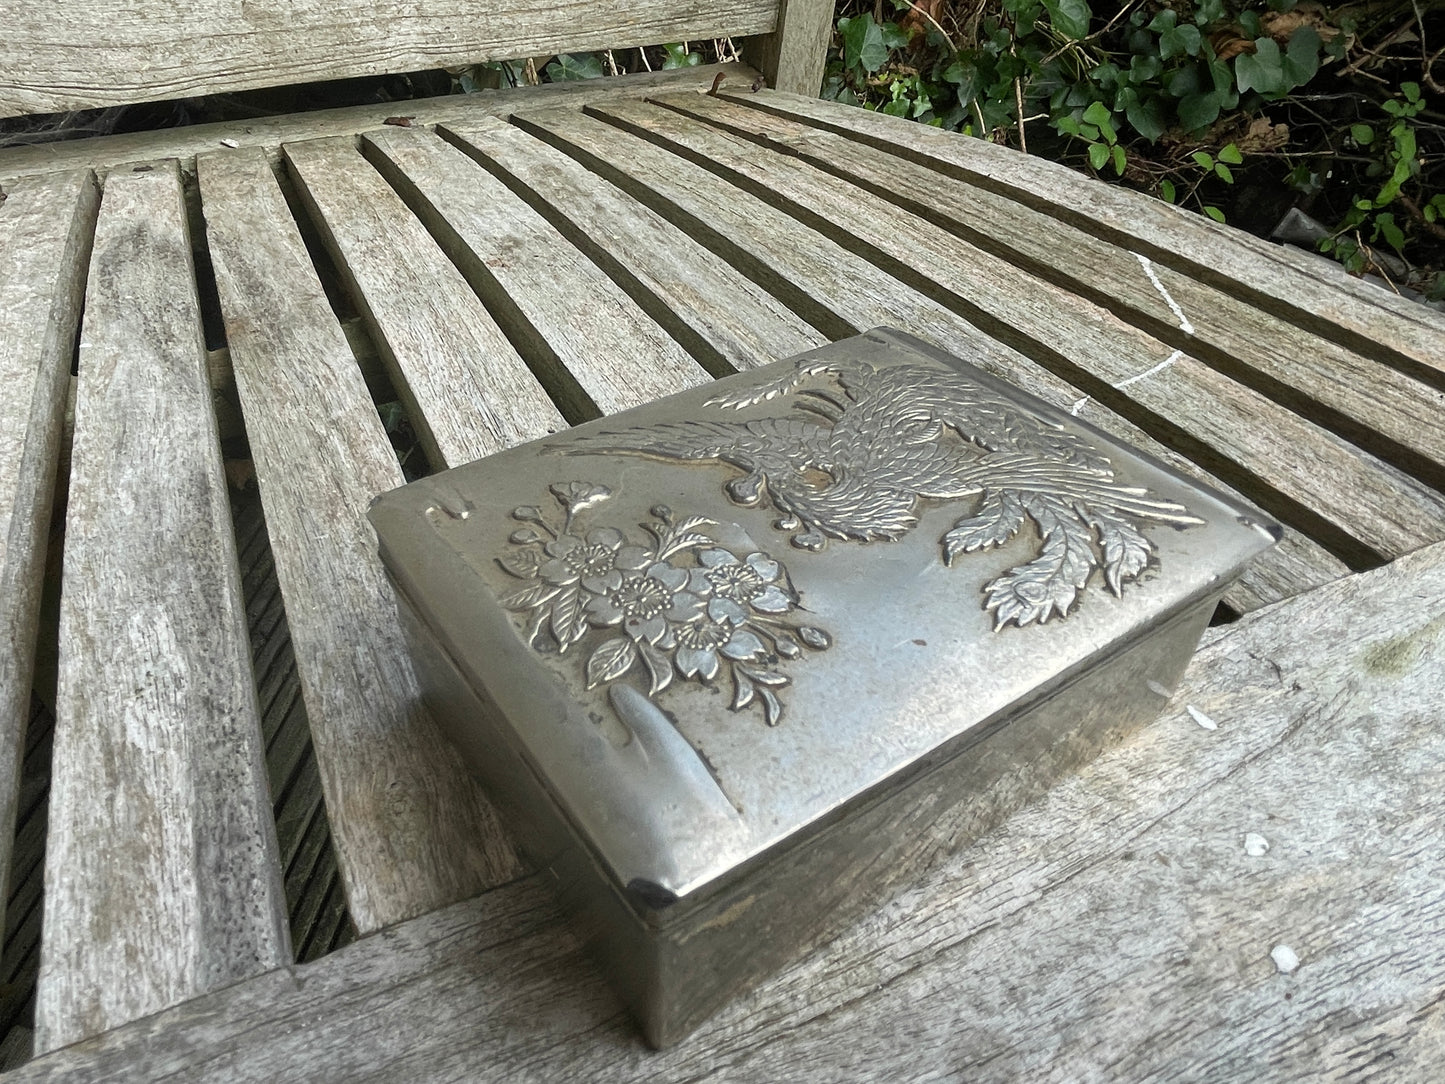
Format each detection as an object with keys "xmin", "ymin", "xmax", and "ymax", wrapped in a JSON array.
[{"xmin": 565, "ymin": 356, "xmax": 1204, "ymax": 628}]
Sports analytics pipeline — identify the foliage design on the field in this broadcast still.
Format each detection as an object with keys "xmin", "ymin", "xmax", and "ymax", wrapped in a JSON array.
[
  {"xmin": 498, "ymin": 482, "xmax": 831, "ymax": 726},
  {"xmin": 568, "ymin": 357, "xmax": 1203, "ymax": 629}
]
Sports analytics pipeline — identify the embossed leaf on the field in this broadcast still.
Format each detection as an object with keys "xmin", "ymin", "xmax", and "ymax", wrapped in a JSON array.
[
  {"xmin": 797, "ymin": 626, "xmax": 832, "ymax": 650},
  {"xmin": 985, "ymin": 497, "xmax": 1097, "ymax": 628},
  {"xmin": 497, "ymin": 547, "xmax": 543, "ymax": 579},
  {"xmin": 550, "ymin": 586, "xmax": 588, "ymax": 651},
  {"xmin": 498, "ymin": 580, "xmax": 561, "ymax": 612},
  {"xmin": 738, "ymin": 665, "xmax": 789, "ymax": 687},
  {"xmin": 758, "ymin": 686, "xmax": 784, "ymax": 727},
  {"xmin": 585, "ymin": 636, "xmax": 637, "ymax": 689},
  {"xmin": 638, "ymin": 640, "xmax": 673, "ymax": 696},
  {"xmin": 944, "ymin": 490, "xmax": 1025, "ymax": 562},
  {"xmin": 732, "ymin": 671, "xmax": 755, "ymax": 710},
  {"xmin": 1086, "ymin": 508, "xmax": 1152, "ymax": 595}
]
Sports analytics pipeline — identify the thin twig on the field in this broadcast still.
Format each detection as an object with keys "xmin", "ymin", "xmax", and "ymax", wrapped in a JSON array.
[
  {"xmin": 895, "ymin": 0, "xmax": 958, "ymax": 52},
  {"xmin": 1399, "ymin": 193, "xmax": 1445, "ymax": 240},
  {"xmin": 1416, "ymin": 1, "xmax": 1445, "ymax": 94}
]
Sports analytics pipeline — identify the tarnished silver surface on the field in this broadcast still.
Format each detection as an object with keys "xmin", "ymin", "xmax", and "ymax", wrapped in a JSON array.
[{"xmin": 368, "ymin": 327, "xmax": 1280, "ymax": 1046}]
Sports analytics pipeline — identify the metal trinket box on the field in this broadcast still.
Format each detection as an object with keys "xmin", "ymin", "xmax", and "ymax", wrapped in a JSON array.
[{"xmin": 368, "ymin": 328, "xmax": 1279, "ymax": 1046}]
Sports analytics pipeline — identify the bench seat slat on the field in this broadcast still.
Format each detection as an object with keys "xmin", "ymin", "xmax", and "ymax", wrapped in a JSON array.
[
  {"xmin": 587, "ymin": 98, "xmax": 1445, "ymax": 567},
  {"xmin": 665, "ymin": 92, "xmax": 1445, "ymax": 490},
  {"xmin": 361, "ymin": 125, "xmax": 711, "ymax": 419},
  {"xmin": 513, "ymin": 106, "xmax": 1348, "ymax": 611},
  {"xmin": 35, "ymin": 162, "xmax": 289, "ymax": 1053},
  {"xmin": 0, "ymin": 170, "xmax": 96, "ymax": 924},
  {"xmin": 8, "ymin": 537, "xmax": 1444, "ymax": 1082},
  {"xmin": 726, "ymin": 89, "xmax": 1445, "ymax": 385},
  {"xmin": 197, "ymin": 146, "xmax": 521, "ymax": 935},
  {"xmin": 282, "ymin": 136, "xmax": 568, "ymax": 470},
  {"xmin": 438, "ymin": 116, "xmax": 829, "ymax": 372}
]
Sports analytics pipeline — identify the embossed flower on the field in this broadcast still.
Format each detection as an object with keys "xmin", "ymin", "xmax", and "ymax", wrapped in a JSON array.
[
  {"xmin": 549, "ymin": 481, "xmax": 611, "ymax": 516},
  {"xmin": 585, "ymin": 561, "xmax": 705, "ymax": 643},
  {"xmin": 688, "ymin": 548, "xmax": 796, "ymax": 623},
  {"xmin": 673, "ymin": 618, "xmax": 767, "ymax": 680},
  {"xmin": 539, "ymin": 528, "xmax": 651, "ymax": 588}
]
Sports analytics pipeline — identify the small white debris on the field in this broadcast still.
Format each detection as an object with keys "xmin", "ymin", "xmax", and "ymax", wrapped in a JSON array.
[
  {"xmin": 1270, "ymin": 944, "xmax": 1300, "ymax": 974},
  {"xmin": 1187, "ymin": 704, "xmax": 1218, "ymax": 730},
  {"xmin": 1146, "ymin": 679, "xmax": 1171, "ymax": 698},
  {"xmin": 219, "ymin": 138, "xmax": 241, "ymax": 149},
  {"xmin": 1244, "ymin": 832, "xmax": 1270, "ymax": 857}
]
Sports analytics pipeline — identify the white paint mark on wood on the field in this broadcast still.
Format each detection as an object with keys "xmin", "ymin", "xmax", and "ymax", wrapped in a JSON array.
[
  {"xmin": 1187, "ymin": 704, "xmax": 1218, "ymax": 730},
  {"xmin": 1115, "ymin": 350, "xmax": 1185, "ymax": 390},
  {"xmin": 1271, "ymin": 944, "xmax": 1301, "ymax": 973},
  {"xmin": 1136, "ymin": 254, "xmax": 1195, "ymax": 334},
  {"xmin": 1245, "ymin": 832, "xmax": 1270, "ymax": 857}
]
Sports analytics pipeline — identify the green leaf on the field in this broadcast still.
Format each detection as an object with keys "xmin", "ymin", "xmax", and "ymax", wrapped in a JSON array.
[
  {"xmin": 544, "ymin": 53, "xmax": 604, "ymax": 81},
  {"xmin": 1160, "ymin": 23, "xmax": 1202, "ymax": 59},
  {"xmin": 1218, "ymin": 142, "xmax": 1243, "ymax": 164},
  {"xmin": 840, "ymin": 13, "xmax": 893, "ymax": 74},
  {"xmin": 1042, "ymin": 0, "xmax": 1093, "ymax": 40},
  {"xmin": 1191, "ymin": 150, "xmax": 1215, "ymax": 169},
  {"xmin": 881, "ymin": 98, "xmax": 910, "ymax": 116},
  {"xmin": 1374, "ymin": 212, "xmax": 1405, "ymax": 251},
  {"xmin": 1235, "ymin": 38, "xmax": 1285, "ymax": 95},
  {"xmin": 1129, "ymin": 54, "xmax": 1162, "ymax": 84},
  {"xmin": 1160, "ymin": 178, "xmax": 1177, "ymax": 203},
  {"xmin": 1112, "ymin": 143, "xmax": 1127, "ymax": 175},
  {"xmin": 1125, "ymin": 94, "xmax": 1166, "ymax": 142},
  {"xmin": 660, "ymin": 43, "xmax": 703, "ymax": 69},
  {"xmin": 1351, "ymin": 123, "xmax": 1375, "ymax": 145},
  {"xmin": 1147, "ymin": 10, "xmax": 1177, "ymax": 32},
  {"xmin": 1403, "ymin": 82, "xmax": 1421, "ymax": 103},
  {"xmin": 1055, "ymin": 114, "xmax": 1082, "ymax": 136},
  {"xmin": 1214, "ymin": 162, "xmax": 1234, "ymax": 183},
  {"xmin": 1088, "ymin": 141, "xmax": 1110, "ymax": 170},
  {"xmin": 1203, "ymin": 205, "xmax": 1226, "ymax": 222},
  {"xmin": 1081, "ymin": 100, "xmax": 1112, "ymax": 127},
  {"xmin": 1079, "ymin": 123, "xmax": 1100, "ymax": 141},
  {"xmin": 1281, "ymin": 26, "xmax": 1321, "ymax": 89},
  {"xmin": 1178, "ymin": 91, "xmax": 1223, "ymax": 130}
]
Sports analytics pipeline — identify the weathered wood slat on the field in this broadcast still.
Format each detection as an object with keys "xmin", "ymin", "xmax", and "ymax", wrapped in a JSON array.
[
  {"xmin": 197, "ymin": 146, "xmax": 522, "ymax": 934},
  {"xmin": 437, "ymin": 115, "xmax": 828, "ymax": 373},
  {"xmin": 0, "ymin": 170, "xmax": 96, "ymax": 930},
  {"xmin": 723, "ymin": 88, "xmax": 1445, "ymax": 385},
  {"xmin": 511, "ymin": 104, "xmax": 1349, "ymax": 612},
  {"xmin": 0, "ymin": 3, "xmax": 777, "ymax": 118},
  {"xmin": 586, "ymin": 98, "xmax": 1445, "ymax": 566},
  {"xmin": 361, "ymin": 125, "xmax": 711, "ymax": 419},
  {"xmin": 9, "ymin": 541, "xmax": 1444, "ymax": 1081},
  {"xmin": 739, "ymin": 0, "xmax": 833, "ymax": 97},
  {"xmin": 36, "ymin": 162, "xmax": 289, "ymax": 1054},
  {"xmin": 282, "ymin": 136, "xmax": 567, "ymax": 470},
  {"xmin": 664, "ymin": 92, "xmax": 1445, "ymax": 488},
  {"xmin": 0, "ymin": 66, "xmax": 750, "ymax": 188}
]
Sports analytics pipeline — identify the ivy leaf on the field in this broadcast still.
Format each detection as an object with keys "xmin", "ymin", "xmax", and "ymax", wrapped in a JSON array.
[
  {"xmin": 1112, "ymin": 143, "xmax": 1127, "ymax": 175},
  {"xmin": 1125, "ymin": 94, "xmax": 1165, "ymax": 142},
  {"xmin": 1281, "ymin": 26, "xmax": 1321, "ymax": 91},
  {"xmin": 1160, "ymin": 23, "xmax": 1202, "ymax": 60},
  {"xmin": 1042, "ymin": 0, "xmax": 1093, "ymax": 41},
  {"xmin": 1203, "ymin": 205, "xmax": 1226, "ymax": 222},
  {"xmin": 1350, "ymin": 123, "xmax": 1375, "ymax": 145},
  {"xmin": 1088, "ymin": 140, "xmax": 1110, "ymax": 170},
  {"xmin": 1214, "ymin": 162, "xmax": 1234, "ymax": 183},
  {"xmin": 585, "ymin": 636, "xmax": 637, "ymax": 689},
  {"xmin": 1159, "ymin": 178, "xmax": 1177, "ymax": 203},
  {"xmin": 1178, "ymin": 92, "xmax": 1223, "ymax": 131},
  {"xmin": 544, "ymin": 53, "xmax": 603, "ymax": 82},
  {"xmin": 840, "ymin": 14, "xmax": 892, "ymax": 74},
  {"xmin": 1235, "ymin": 38, "xmax": 1284, "ymax": 95},
  {"xmin": 1218, "ymin": 142, "xmax": 1244, "ymax": 164}
]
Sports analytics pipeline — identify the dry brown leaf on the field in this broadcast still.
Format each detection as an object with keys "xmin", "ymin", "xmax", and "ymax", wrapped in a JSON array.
[
  {"xmin": 1238, "ymin": 117, "xmax": 1290, "ymax": 154},
  {"xmin": 899, "ymin": 0, "xmax": 944, "ymax": 38},
  {"xmin": 1260, "ymin": 5, "xmax": 1342, "ymax": 45},
  {"xmin": 1211, "ymin": 29, "xmax": 1255, "ymax": 62}
]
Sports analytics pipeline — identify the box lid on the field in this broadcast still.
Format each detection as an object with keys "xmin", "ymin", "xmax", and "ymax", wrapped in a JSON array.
[{"xmin": 368, "ymin": 328, "xmax": 1278, "ymax": 904}]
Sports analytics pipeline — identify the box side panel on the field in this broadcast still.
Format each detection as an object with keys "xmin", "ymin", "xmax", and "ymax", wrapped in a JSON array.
[{"xmin": 646, "ymin": 593, "xmax": 1216, "ymax": 1046}]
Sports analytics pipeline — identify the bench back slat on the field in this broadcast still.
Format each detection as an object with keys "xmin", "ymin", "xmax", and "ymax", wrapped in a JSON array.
[
  {"xmin": 36, "ymin": 162, "xmax": 290, "ymax": 1053},
  {"xmin": 0, "ymin": 169, "xmax": 96, "ymax": 960},
  {"xmin": 197, "ymin": 145, "xmax": 524, "ymax": 934},
  {"xmin": 0, "ymin": 0, "xmax": 781, "ymax": 119}
]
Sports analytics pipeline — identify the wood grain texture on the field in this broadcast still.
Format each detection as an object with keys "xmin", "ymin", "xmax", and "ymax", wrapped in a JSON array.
[
  {"xmin": 197, "ymin": 145, "xmax": 522, "ymax": 934},
  {"xmin": 0, "ymin": 2, "xmax": 776, "ymax": 117},
  {"xmin": 282, "ymin": 136, "xmax": 567, "ymax": 470},
  {"xmin": 590, "ymin": 97, "xmax": 1445, "ymax": 565},
  {"xmin": 669, "ymin": 92, "xmax": 1445, "ymax": 488},
  {"xmin": 438, "ymin": 115, "xmax": 827, "ymax": 373},
  {"xmin": 511, "ymin": 104, "xmax": 1348, "ymax": 613},
  {"xmin": 361, "ymin": 124, "xmax": 710, "ymax": 420},
  {"xmin": 741, "ymin": 0, "xmax": 834, "ymax": 95},
  {"xmin": 9, "ymin": 542, "xmax": 1445, "ymax": 1081},
  {"xmin": 722, "ymin": 88, "xmax": 1445, "ymax": 386},
  {"xmin": 0, "ymin": 170, "xmax": 96, "ymax": 932},
  {"xmin": 36, "ymin": 162, "xmax": 289, "ymax": 1054},
  {"xmin": 0, "ymin": 65, "xmax": 752, "ymax": 187}
]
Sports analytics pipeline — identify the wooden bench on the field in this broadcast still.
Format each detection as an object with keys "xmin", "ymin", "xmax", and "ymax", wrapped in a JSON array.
[{"xmin": 3, "ymin": 2, "xmax": 1444, "ymax": 1077}]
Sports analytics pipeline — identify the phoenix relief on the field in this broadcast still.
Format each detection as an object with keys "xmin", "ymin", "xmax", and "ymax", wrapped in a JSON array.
[{"xmin": 564, "ymin": 356, "xmax": 1203, "ymax": 629}]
